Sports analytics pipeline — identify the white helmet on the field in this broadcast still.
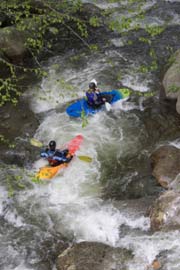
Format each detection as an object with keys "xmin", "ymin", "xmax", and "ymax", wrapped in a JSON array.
[{"xmin": 90, "ymin": 79, "xmax": 97, "ymax": 87}]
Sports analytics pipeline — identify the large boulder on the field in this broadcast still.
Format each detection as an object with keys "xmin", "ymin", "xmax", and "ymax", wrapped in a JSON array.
[
  {"xmin": 0, "ymin": 98, "xmax": 39, "ymax": 166},
  {"xmin": 56, "ymin": 241, "xmax": 133, "ymax": 270},
  {"xmin": 162, "ymin": 49, "xmax": 180, "ymax": 114},
  {"xmin": 150, "ymin": 145, "xmax": 180, "ymax": 188},
  {"xmin": 0, "ymin": 26, "xmax": 28, "ymax": 64},
  {"xmin": 149, "ymin": 190, "xmax": 180, "ymax": 231}
]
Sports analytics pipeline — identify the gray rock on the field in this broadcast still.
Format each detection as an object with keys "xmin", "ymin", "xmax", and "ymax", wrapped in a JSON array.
[
  {"xmin": 0, "ymin": 97, "xmax": 39, "ymax": 166},
  {"xmin": 0, "ymin": 26, "xmax": 27, "ymax": 63},
  {"xmin": 150, "ymin": 145, "xmax": 180, "ymax": 189},
  {"xmin": 162, "ymin": 49, "xmax": 180, "ymax": 114},
  {"xmin": 149, "ymin": 190, "xmax": 180, "ymax": 231},
  {"xmin": 56, "ymin": 241, "xmax": 133, "ymax": 270}
]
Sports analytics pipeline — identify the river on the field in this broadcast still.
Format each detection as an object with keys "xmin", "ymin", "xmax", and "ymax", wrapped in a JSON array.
[{"xmin": 1, "ymin": 0, "xmax": 180, "ymax": 269}]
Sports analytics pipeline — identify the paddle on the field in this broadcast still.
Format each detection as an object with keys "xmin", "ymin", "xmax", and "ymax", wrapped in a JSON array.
[
  {"xmin": 105, "ymin": 102, "xmax": 111, "ymax": 111},
  {"xmin": 30, "ymin": 138, "xmax": 92, "ymax": 162}
]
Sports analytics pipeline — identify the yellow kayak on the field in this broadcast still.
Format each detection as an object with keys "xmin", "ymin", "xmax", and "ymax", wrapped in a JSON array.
[{"xmin": 36, "ymin": 135, "xmax": 84, "ymax": 180}]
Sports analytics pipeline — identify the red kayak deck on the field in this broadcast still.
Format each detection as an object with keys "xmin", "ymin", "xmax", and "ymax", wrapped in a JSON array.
[{"xmin": 36, "ymin": 135, "xmax": 84, "ymax": 180}]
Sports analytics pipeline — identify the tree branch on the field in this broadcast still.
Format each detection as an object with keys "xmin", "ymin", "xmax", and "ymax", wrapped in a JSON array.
[{"xmin": 41, "ymin": 0, "xmax": 91, "ymax": 49}]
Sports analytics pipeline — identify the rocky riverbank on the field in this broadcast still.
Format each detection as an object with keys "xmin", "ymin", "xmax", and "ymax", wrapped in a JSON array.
[{"xmin": 0, "ymin": 1, "xmax": 180, "ymax": 270}]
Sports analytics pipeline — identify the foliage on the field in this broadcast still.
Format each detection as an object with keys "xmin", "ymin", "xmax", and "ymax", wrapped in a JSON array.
[
  {"xmin": 105, "ymin": 0, "xmax": 168, "ymax": 74},
  {"xmin": 168, "ymin": 84, "xmax": 180, "ymax": 93},
  {"xmin": 6, "ymin": 172, "xmax": 25, "ymax": 197},
  {"xmin": 31, "ymin": 176, "xmax": 45, "ymax": 184},
  {"xmin": 145, "ymin": 25, "xmax": 165, "ymax": 37},
  {"xmin": 89, "ymin": 16, "xmax": 101, "ymax": 27},
  {"xmin": 0, "ymin": 0, "xmax": 175, "ymax": 108},
  {"xmin": 0, "ymin": 134, "xmax": 16, "ymax": 148},
  {"xmin": 0, "ymin": 0, "xmax": 89, "ymax": 107}
]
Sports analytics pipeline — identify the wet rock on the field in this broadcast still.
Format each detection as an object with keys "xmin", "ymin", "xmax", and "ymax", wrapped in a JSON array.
[
  {"xmin": 101, "ymin": 100, "xmax": 180, "ymax": 200},
  {"xmin": 149, "ymin": 190, "xmax": 180, "ymax": 231},
  {"xmin": 0, "ymin": 98, "xmax": 39, "ymax": 166},
  {"xmin": 163, "ymin": 50, "xmax": 180, "ymax": 98},
  {"xmin": 150, "ymin": 250, "xmax": 169, "ymax": 270},
  {"xmin": 0, "ymin": 26, "xmax": 28, "ymax": 64},
  {"xmin": 151, "ymin": 259, "xmax": 161, "ymax": 270},
  {"xmin": 150, "ymin": 145, "xmax": 180, "ymax": 188},
  {"xmin": 56, "ymin": 241, "xmax": 133, "ymax": 270},
  {"xmin": 147, "ymin": 259, "xmax": 161, "ymax": 270},
  {"xmin": 162, "ymin": 49, "xmax": 180, "ymax": 114}
]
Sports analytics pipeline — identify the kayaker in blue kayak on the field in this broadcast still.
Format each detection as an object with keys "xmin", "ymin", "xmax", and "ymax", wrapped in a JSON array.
[
  {"xmin": 86, "ymin": 79, "xmax": 112, "ymax": 108},
  {"xmin": 40, "ymin": 140, "xmax": 73, "ymax": 167}
]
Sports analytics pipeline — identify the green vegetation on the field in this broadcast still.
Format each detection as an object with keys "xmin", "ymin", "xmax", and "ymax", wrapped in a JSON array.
[
  {"xmin": 31, "ymin": 176, "xmax": 45, "ymax": 184},
  {"xmin": 6, "ymin": 173, "xmax": 25, "ymax": 197},
  {"xmin": 168, "ymin": 85, "xmax": 180, "ymax": 93},
  {"xmin": 0, "ymin": 134, "xmax": 16, "ymax": 148},
  {"xmin": 0, "ymin": 0, "xmax": 90, "ymax": 107},
  {"xmin": 0, "ymin": 0, "xmax": 176, "ymax": 110}
]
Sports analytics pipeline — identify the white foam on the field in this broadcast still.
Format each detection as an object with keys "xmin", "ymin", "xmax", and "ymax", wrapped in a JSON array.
[
  {"xmin": 121, "ymin": 230, "xmax": 180, "ymax": 269},
  {"xmin": 170, "ymin": 139, "xmax": 180, "ymax": 149}
]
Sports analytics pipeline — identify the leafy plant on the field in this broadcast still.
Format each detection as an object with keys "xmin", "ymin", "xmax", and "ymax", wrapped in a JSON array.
[
  {"xmin": 6, "ymin": 173, "xmax": 25, "ymax": 197},
  {"xmin": 0, "ymin": 0, "xmax": 92, "ymax": 107},
  {"xmin": 168, "ymin": 84, "xmax": 180, "ymax": 93},
  {"xmin": 0, "ymin": 134, "xmax": 16, "ymax": 148}
]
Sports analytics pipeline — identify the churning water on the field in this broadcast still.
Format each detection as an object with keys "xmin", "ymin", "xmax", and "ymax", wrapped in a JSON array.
[{"xmin": 1, "ymin": 0, "xmax": 180, "ymax": 269}]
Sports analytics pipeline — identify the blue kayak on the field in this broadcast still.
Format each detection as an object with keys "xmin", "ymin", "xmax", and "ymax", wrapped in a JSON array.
[{"xmin": 66, "ymin": 90, "xmax": 123, "ymax": 118}]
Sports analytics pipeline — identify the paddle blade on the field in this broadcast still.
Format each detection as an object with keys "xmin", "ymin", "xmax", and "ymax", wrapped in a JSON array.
[
  {"xmin": 120, "ymin": 88, "xmax": 131, "ymax": 98},
  {"xmin": 77, "ymin": 155, "xmax": 92, "ymax": 162},
  {"xmin": 30, "ymin": 138, "xmax": 43, "ymax": 147},
  {"xmin": 105, "ymin": 102, "xmax": 111, "ymax": 112}
]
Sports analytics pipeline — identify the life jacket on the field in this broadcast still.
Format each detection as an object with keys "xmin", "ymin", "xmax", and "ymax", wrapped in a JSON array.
[
  {"xmin": 40, "ymin": 149, "xmax": 55, "ymax": 158},
  {"xmin": 86, "ymin": 89, "xmax": 103, "ymax": 106},
  {"xmin": 48, "ymin": 149, "xmax": 72, "ymax": 167}
]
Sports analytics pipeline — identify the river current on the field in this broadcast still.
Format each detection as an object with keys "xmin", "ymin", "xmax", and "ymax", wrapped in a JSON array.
[{"xmin": 1, "ymin": 0, "xmax": 180, "ymax": 269}]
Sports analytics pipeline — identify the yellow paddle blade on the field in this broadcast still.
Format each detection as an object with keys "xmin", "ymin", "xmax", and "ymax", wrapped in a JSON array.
[
  {"xmin": 120, "ymin": 88, "xmax": 131, "ymax": 98},
  {"xmin": 77, "ymin": 155, "xmax": 92, "ymax": 162},
  {"xmin": 30, "ymin": 138, "xmax": 43, "ymax": 147}
]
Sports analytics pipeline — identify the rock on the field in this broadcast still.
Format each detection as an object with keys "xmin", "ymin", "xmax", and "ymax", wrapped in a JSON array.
[
  {"xmin": 0, "ymin": 98, "xmax": 39, "ymax": 166},
  {"xmin": 149, "ymin": 190, "xmax": 180, "ymax": 231},
  {"xmin": 0, "ymin": 26, "xmax": 28, "ymax": 64},
  {"xmin": 56, "ymin": 241, "xmax": 133, "ymax": 270},
  {"xmin": 102, "ymin": 100, "xmax": 180, "ymax": 200},
  {"xmin": 150, "ymin": 145, "xmax": 180, "ymax": 188},
  {"xmin": 163, "ymin": 49, "xmax": 180, "ymax": 97},
  {"xmin": 152, "ymin": 259, "xmax": 161, "ymax": 269},
  {"xmin": 162, "ymin": 49, "xmax": 180, "ymax": 114},
  {"xmin": 176, "ymin": 93, "xmax": 180, "ymax": 114}
]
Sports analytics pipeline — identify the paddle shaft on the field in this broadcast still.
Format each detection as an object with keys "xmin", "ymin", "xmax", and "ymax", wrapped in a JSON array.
[{"xmin": 30, "ymin": 138, "xmax": 92, "ymax": 162}]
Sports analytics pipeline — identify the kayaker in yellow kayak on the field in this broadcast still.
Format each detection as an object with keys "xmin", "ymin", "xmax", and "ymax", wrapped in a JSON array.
[{"xmin": 40, "ymin": 140, "xmax": 73, "ymax": 167}]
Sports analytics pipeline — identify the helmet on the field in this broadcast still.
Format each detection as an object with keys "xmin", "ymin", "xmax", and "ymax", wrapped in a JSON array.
[
  {"xmin": 90, "ymin": 79, "xmax": 97, "ymax": 86},
  {"xmin": 89, "ymin": 82, "xmax": 96, "ymax": 90},
  {"xmin": 49, "ymin": 140, "xmax": 56, "ymax": 150}
]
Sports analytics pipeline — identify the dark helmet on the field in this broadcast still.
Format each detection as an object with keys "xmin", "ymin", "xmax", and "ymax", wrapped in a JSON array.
[
  {"xmin": 49, "ymin": 140, "xmax": 56, "ymax": 150},
  {"xmin": 89, "ymin": 82, "xmax": 96, "ymax": 90}
]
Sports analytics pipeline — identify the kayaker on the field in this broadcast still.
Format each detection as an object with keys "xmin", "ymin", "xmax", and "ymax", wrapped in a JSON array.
[
  {"xmin": 86, "ymin": 79, "xmax": 112, "ymax": 108},
  {"xmin": 40, "ymin": 140, "xmax": 73, "ymax": 167},
  {"xmin": 86, "ymin": 79, "xmax": 106, "ymax": 108}
]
